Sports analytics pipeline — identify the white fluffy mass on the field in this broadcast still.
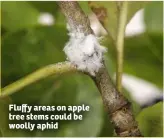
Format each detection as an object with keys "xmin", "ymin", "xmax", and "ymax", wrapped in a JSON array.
[{"xmin": 64, "ymin": 26, "xmax": 107, "ymax": 76}]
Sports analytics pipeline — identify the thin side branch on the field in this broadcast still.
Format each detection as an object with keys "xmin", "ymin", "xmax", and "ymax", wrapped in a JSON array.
[
  {"xmin": 57, "ymin": 1, "xmax": 142, "ymax": 137},
  {"xmin": 1, "ymin": 62, "xmax": 76, "ymax": 98},
  {"xmin": 116, "ymin": 1, "xmax": 128, "ymax": 92}
]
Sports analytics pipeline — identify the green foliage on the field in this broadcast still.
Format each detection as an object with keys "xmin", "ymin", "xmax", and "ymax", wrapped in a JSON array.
[
  {"xmin": 144, "ymin": 2, "xmax": 163, "ymax": 33},
  {"xmin": 0, "ymin": 97, "xmax": 29, "ymax": 137},
  {"xmin": 1, "ymin": 2, "xmax": 40, "ymax": 32},
  {"xmin": 137, "ymin": 102, "xmax": 163, "ymax": 137},
  {"xmin": 0, "ymin": 1, "xmax": 163, "ymax": 137},
  {"xmin": 103, "ymin": 33, "xmax": 163, "ymax": 88}
]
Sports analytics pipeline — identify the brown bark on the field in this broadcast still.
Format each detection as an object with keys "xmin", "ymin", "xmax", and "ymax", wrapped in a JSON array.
[{"xmin": 57, "ymin": 1, "xmax": 142, "ymax": 137}]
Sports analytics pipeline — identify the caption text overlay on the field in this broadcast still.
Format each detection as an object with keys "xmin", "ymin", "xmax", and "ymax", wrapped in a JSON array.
[{"xmin": 8, "ymin": 104, "xmax": 90, "ymax": 131}]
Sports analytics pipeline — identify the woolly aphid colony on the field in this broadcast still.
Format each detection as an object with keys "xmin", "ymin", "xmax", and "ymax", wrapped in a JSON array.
[{"xmin": 63, "ymin": 25, "xmax": 107, "ymax": 76}]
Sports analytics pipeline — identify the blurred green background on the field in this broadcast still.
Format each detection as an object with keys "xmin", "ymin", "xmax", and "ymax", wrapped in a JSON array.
[{"xmin": 0, "ymin": 1, "xmax": 163, "ymax": 137}]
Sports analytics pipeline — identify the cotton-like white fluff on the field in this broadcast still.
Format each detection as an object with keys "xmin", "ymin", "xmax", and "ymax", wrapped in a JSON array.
[{"xmin": 63, "ymin": 33, "xmax": 107, "ymax": 76}]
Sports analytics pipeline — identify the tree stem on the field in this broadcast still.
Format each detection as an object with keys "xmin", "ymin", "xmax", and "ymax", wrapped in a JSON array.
[
  {"xmin": 116, "ymin": 1, "xmax": 128, "ymax": 92},
  {"xmin": 57, "ymin": 1, "xmax": 142, "ymax": 137},
  {"xmin": 1, "ymin": 62, "xmax": 76, "ymax": 98}
]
